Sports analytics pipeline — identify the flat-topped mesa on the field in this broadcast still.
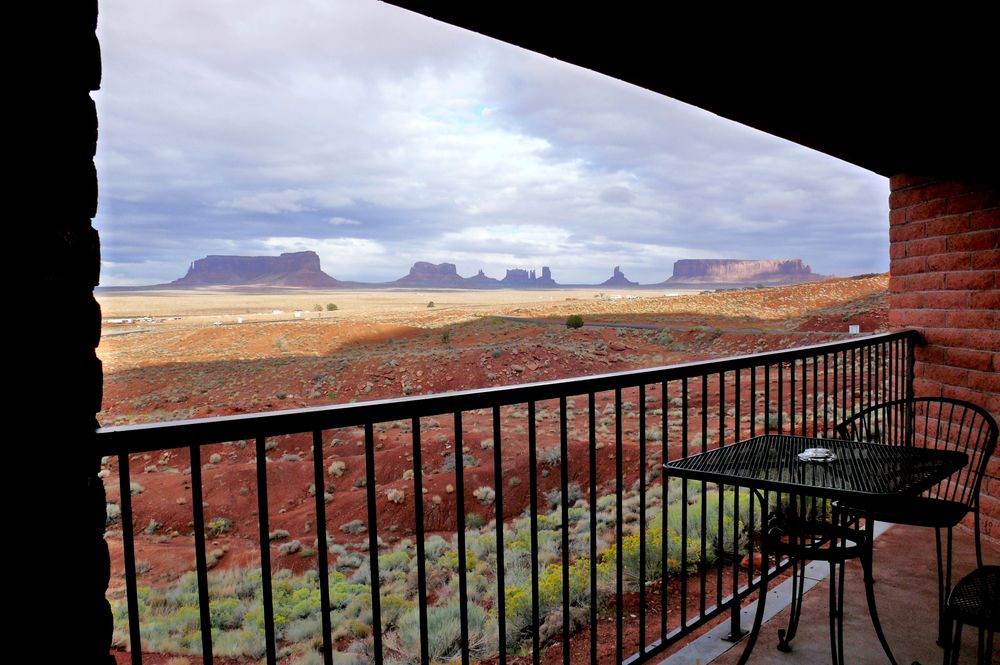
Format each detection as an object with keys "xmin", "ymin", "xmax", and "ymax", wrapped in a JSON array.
[
  {"xmin": 666, "ymin": 259, "xmax": 822, "ymax": 285},
  {"xmin": 392, "ymin": 262, "xmax": 472, "ymax": 287},
  {"xmin": 501, "ymin": 266, "xmax": 557, "ymax": 287},
  {"xmin": 171, "ymin": 251, "xmax": 341, "ymax": 287},
  {"xmin": 601, "ymin": 266, "xmax": 638, "ymax": 287}
]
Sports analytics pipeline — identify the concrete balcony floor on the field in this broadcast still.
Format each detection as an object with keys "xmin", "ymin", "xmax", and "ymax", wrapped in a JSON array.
[{"xmin": 667, "ymin": 523, "xmax": 998, "ymax": 665}]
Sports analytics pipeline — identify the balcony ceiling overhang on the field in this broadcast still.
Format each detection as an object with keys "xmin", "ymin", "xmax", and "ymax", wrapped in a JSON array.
[{"xmin": 383, "ymin": 5, "xmax": 998, "ymax": 177}]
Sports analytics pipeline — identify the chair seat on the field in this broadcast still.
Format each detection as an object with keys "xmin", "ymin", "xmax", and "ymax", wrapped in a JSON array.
[
  {"xmin": 947, "ymin": 565, "xmax": 1000, "ymax": 631},
  {"xmin": 836, "ymin": 496, "xmax": 970, "ymax": 529}
]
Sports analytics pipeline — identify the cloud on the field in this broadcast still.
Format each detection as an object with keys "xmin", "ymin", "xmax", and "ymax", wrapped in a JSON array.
[{"xmin": 93, "ymin": 0, "xmax": 888, "ymax": 286}]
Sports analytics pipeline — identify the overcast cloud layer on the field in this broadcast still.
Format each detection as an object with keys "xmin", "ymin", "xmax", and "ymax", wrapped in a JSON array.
[{"xmin": 94, "ymin": 0, "xmax": 889, "ymax": 286}]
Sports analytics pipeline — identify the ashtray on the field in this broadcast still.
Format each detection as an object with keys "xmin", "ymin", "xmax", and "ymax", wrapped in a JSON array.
[{"xmin": 797, "ymin": 447, "xmax": 837, "ymax": 463}]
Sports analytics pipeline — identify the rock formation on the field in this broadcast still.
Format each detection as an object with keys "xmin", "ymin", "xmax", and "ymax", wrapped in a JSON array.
[
  {"xmin": 601, "ymin": 266, "xmax": 638, "ymax": 287},
  {"xmin": 662, "ymin": 259, "xmax": 822, "ymax": 285},
  {"xmin": 171, "ymin": 251, "xmax": 342, "ymax": 287},
  {"xmin": 391, "ymin": 262, "xmax": 470, "ymax": 288},
  {"xmin": 500, "ymin": 266, "xmax": 557, "ymax": 287}
]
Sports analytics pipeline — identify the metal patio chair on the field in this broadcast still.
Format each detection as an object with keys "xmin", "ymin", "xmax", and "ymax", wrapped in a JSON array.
[
  {"xmin": 835, "ymin": 397, "xmax": 999, "ymax": 646},
  {"xmin": 942, "ymin": 565, "xmax": 998, "ymax": 665}
]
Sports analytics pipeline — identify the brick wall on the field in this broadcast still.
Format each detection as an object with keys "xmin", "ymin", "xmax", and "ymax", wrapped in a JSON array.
[{"xmin": 887, "ymin": 176, "xmax": 999, "ymax": 544}]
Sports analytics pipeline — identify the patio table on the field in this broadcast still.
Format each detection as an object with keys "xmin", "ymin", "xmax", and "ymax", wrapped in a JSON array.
[{"xmin": 663, "ymin": 433, "xmax": 967, "ymax": 665}]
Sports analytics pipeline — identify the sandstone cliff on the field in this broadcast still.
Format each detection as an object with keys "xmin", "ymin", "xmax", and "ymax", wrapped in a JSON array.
[
  {"xmin": 663, "ymin": 259, "xmax": 822, "ymax": 285},
  {"xmin": 391, "ymin": 262, "xmax": 476, "ymax": 288},
  {"xmin": 601, "ymin": 266, "xmax": 638, "ymax": 287},
  {"xmin": 171, "ymin": 251, "xmax": 343, "ymax": 288}
]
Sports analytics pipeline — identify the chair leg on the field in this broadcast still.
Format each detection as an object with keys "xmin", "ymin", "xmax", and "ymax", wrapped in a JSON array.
[
  {"xmin": 949, "ymin": 621, "xmax": 963, "ymax": 665},
  {"xmin": 936, "ymin": 527, "xmax": 947, "ymax": 647},
  {"xmin": 863, "ymin": 519, "xmax": 898, "ymax": 665},
  {"xmin": 974, "ymin": 508, "xmax": 983, "ymax": 569},
  {"xmin": 777, "ymin": 557, "xmax": 805, "ymax": 652}
]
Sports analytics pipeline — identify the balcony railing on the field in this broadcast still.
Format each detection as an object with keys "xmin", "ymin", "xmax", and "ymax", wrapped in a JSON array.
[{"xmin": 97, "ymin": 330, "xmax": 918, "ymax": 665}]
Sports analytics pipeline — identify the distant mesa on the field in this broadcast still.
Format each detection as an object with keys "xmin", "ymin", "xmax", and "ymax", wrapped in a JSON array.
[
  {"xmin": 660, "ymin": 259, "xmax": 823, "ymax": 286},
  {"xmin": 391, "ymin": 262, "xmax": 472, "ymax": 288},
  {"xmin": 601, "ymin": 266, "xmax": 638, "ymax": 287},
  {"xmin": 500, "ymin": 266, "xmax": 557, "ymax": 287},
  {"xmin": 171, "ymin": 251, "xmax": 343, "ymax": 288}
]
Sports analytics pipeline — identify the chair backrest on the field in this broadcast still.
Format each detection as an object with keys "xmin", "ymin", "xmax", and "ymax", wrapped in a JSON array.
[{"xmin": 836, "ymin": 397, "xmax": 998, "ymax": 508}]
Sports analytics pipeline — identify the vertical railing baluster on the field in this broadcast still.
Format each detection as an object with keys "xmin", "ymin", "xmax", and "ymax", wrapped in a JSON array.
[
  {"xmin": 363, "ymin": 423, "xmax": 383, "ymax": 665},
  {"xmin": 117, "ymin": 452, "xmax": 142, "ymax": 665},
  {"xmin": 615, "ymin": 387, "xmax": 624, "ymax": 664},
  {"xmin": 529, "ymin": 401, "xmax": 541, "ymax": 665},
  {"xmin": 730, "ymin": 369, "xmax": 743, "ymax": 640},
  {"xmin": 454, "ymin": 412, "xmax": 471, "ymax": 665},
  {"xmin": 559, "ymin": 396, "xmax": 571, "ymax": 665},
  {"xmin": 823, "ymin": 354, "xmax": 829, "ymax": 438},
  {"xmin": 802, "ymin": 357, "xmax": 808, "ymax": 437},
  {"xmin": 255, "ymin": 436, "xmax": 277, "ymax": 665},
  {"xmin": 715, "ymin": 373, "xmax": 724, "ymax": 608},
  {"xmin": 638, "ymin": 385, "xmax": 647, "ymax": 655},
  {"xmin": 764, "ymin": 364, "xmax": 771, "ymax": 435},
  {"xmin": 790, "ymin": 359, "xmax": 796, "ymax": 437},
  {"xmin": 310, "ymin": 431, "xmax": 333, "ymax": 665},
  {"xmin": 491, "ymin": 407, "xmax": 506, "ymax": 664},
  {"xmin": 189, "ymin": 445, "xmax": 214, "ymax": 664},
  {"xmin": 588, "ymin": 393, "xmax": 598, "ymax": 665},
  {"xmin": 660, "ymin": 381, "xmax": 669, "ymax": 641},
  {"xmin": 700, "ymin": 375, "xmax": 708, "ymax": 617},
  {"xmin": 681, "ymin": 378, "xmax": 689, "ymax": 624},
  {"xmin": 748, "ymin": 368, "xmax": 756, "ymax": 584},
  {"xmin": 411, "ymin": 419, "xmax": 430, "ymax": 665}
]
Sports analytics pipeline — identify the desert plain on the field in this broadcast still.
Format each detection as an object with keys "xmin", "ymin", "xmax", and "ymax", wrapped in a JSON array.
[{"xmin": 96, "ymin": 275, "xmax": 889, "ymax": 664}]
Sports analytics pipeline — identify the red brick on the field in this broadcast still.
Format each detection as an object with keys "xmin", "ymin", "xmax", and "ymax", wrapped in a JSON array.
[
  {"xmin": 906, "ymin": 199, "xmax": 948, "ymax": 223},
  {"xmin": 922, "ymin": 290, "xmax": 970, "ymax": 309},
  {"xmin": 915, "ymin": 345, "xmax": 946, "ymax": 364},
  {"xmin": 891, "ymin": 179, "xmax": 970, "ymax": 203},
  {"xmin": 904, "ymin": 272, "xmax": 945, "ymax": 291},
  {"xmin": 923, "ymin": 363, "xmax": 970, "ymax": 386},
  {"xmin": 890, "ymin": 256, "xmax": 926, "ymax": 276},
  {"xmin": 946, "ymin": 310, "xmax": 996, "ymax": 329},
  {"xmin": 908, "ymin": 309, "xmax": 950, "ymax": 327},
  {"xmin": 927, "ymin": 251, "xmax": 973, "ymax": 272},
  {"xmin": 947, "ymin": 189, "xmax": 1000, "ymax": 214},
  {"xmin": 912, "ymin": 377, "xmax": 941, "ymax": 395},
  {"xmin": 948, "ymin": 229, "xmax": 998, "ymax": 252},
  {"xmin": 965, "ymin": 329, "xmax": 1000, "ymax": 350},
  {"xmin": 887, "ymin": 309, "xmax": 910, "ymax": 327},
  {"xmin": 890, "ymin": 187, "xmax": 933, "ymax": 209},
  {"xmin": 921, "ymin": 328, "xmax": 969, "ymax": 347},
  {"xmin": 972, "ymin": 249, "xmax": 1000, "ymax": 270},
  {"xmin": 888, "ymin": 276, "xmax": 906, "ymax": 292},
  {"xmin": 940, "ymin": 384, "xmax": 988, "ymax": 406},
  {"xmin": 889, "ymin": 208, "xmax": 906, "ymax": 226},
  {"xmin": 888, "ymin": 292, "xmax": 924, "ymax": 309},
  {"xmin": 889, "ymin": 175, "xmax": 938, "ymax": 189},
  {"xmin": 925, "ymin": 214, "xmax": 970, "ymax": 237},
  {"xmin": 970, "ymin": 208, "xmax": 1000, "ymax": 231},
  {"xmin": 967, "ymin": 370, "xmax": 1000, "ymax": 393},
  {"xmin": 971, "ymin": 290, "xmax": 1000, "ymax": 310},
  {"xmin": 982, "ymin": 494, "xmax": 1000, "ymax": 520},
  {"xmin": 943, "ymin": 271, "xmax": 994, "ymax": 290},
  {"xmin": 889, "ymin": 243, "xmax": 907, "ymax": 260},
  {"xmin": 906, "ymin": 236, "xmax": 948, "ymax": 257},
  {"xmin": 946, "ymin": 347, "xmax": 994, "ymax": 371},
  {"xmin": 889, "ymin": 223, "xmax": 926, "ymax": 242}
]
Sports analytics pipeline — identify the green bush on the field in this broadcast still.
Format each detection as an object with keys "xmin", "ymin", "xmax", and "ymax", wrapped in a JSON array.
[
  {"xmin": 566, "ymin": 314, "xmax": 584, "ymax": 329},
  {"xmin": 326, "ymin": 303, "xmax": 338, "ymax": 311}
]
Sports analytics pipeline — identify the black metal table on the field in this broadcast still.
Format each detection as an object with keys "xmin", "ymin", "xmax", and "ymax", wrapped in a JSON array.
[{"xmin": 664, "ymin": 434, "xmax": 968, "ymax": 665}]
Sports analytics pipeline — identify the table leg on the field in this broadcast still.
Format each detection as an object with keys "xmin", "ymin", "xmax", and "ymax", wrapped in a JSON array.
[
  {"xmin": 862, "ymin": 517, "xmax": 898, "ymax": 665},
  {"xmin": 735, "ymin": 490, "xmax": 771, "ymax": 665}
]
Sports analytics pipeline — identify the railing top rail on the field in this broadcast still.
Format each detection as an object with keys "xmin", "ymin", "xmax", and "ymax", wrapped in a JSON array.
[{"xmin": 96, "ymin": 330, "xmax": 918, "ymax": 456}]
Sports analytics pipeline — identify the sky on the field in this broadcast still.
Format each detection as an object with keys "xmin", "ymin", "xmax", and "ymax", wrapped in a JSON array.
[{"xmin": 94, "ymin": 0, "xmax": 890, "ymax": 286}]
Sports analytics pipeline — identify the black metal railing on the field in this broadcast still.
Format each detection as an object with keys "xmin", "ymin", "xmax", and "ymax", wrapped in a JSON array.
[{"xmin": 97, "ymin": 330, "xmax": 918, "ymax": 665}]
